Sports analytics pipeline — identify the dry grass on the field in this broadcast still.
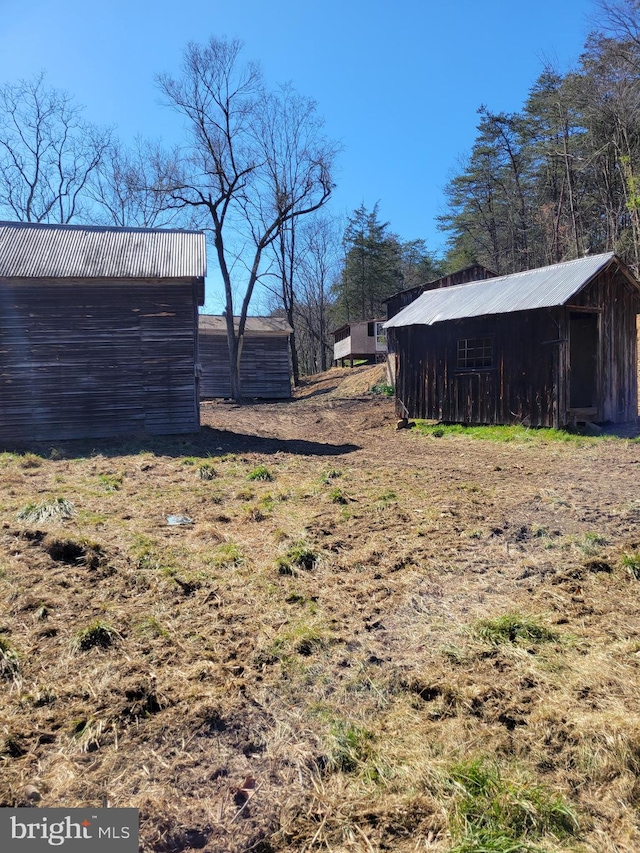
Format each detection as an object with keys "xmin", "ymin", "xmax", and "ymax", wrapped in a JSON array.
[{"xmin": 1, "ymin": 367, "xmax": 640, "ymax": 851}]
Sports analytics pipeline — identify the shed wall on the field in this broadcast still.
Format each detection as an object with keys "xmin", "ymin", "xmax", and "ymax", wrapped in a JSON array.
[
  {"xmin": 567, "ymin": 266, "xmax": 639, "ymax": 422},
  {"xmin": 0, "ymin": 278, "xmax": 201, "ymax": 441},
  {"xmin": 199, "ymin": 332, "xmax": 292, "ymax": 399},
  {"xmin": 391, "ymin": 310, "xmax": 562, "ymax": 427}
]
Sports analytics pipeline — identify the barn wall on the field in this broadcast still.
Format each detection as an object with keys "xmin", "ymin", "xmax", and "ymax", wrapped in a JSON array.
[
  {"xmin": 0, "ymin": 278, "xmax": 200, "ymax": 442},
  {"xmin": 569, "ymin": 267, "xmax": 639, "ymax": 422},
  {"xmin": 391, "ymin": 310, "xmax": 561, "ymax": 427},
  {"xmin": 199, "ymin": 332, "xmax": 292, "ymax": 399}
]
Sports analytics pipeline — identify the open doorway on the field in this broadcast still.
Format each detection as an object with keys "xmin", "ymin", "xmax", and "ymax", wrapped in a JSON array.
[{"xmin": 569, "ymin": 312, "xmax": 598, "ymax": 410}]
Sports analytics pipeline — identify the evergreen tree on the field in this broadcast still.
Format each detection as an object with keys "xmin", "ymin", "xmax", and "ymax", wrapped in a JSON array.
[{"xmin": 333, "ymin": 203, "xmax": 403, "ymax": 324}]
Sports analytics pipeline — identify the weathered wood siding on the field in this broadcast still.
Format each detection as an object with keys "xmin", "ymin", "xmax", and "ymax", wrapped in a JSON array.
[
  {"xmin": 566, "ymin": 266, "xmax": 639, "ymax": 422},
  {"xmin": 390, "ymin": 265, "xmax": 640, "ymax": 427},
  {"xmin": 391, "ymin": 310, "xmax": 561, "ymax": 427},
  {"xmin": 0, "ymin": 278, "xmax": 201, "ymax": 441},
  {"xmin": 199, "ymin": 332, "xmax": 292, "ymax": 399}
]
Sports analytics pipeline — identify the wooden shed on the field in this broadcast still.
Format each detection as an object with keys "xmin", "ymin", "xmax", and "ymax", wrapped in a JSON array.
[
  {"xmin": 384, "ymin": 253, "xmax": 640, "ymax": 428},
  {"xmin": 199, "ymin": 315, "xmax": 292, "ymax": 399},
  {"xmin": 0, "ymin": 221, "xmax": 206, "ymax": 442}
]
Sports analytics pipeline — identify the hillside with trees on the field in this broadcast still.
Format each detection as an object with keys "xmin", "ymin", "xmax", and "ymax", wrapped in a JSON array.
[{"xmin": 439, "ymin": 0, "xmax": 640, "ymax": 277}]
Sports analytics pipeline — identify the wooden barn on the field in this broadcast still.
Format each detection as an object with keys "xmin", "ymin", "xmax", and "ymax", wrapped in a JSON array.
[
  {"xmin": 0, "ymin": 221, "xmax": 206, "ymax": 442},
  {"xmin": 199, "ymin": 315, "xmax": 292, "ymax": 399},
  {"xmin": 384, "ymin": 253, "xmax": 640, "ymax": 428}
]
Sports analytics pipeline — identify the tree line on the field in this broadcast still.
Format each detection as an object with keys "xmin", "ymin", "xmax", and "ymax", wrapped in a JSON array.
[{"xmin": 439, "ymin": 0, "xmax": 640, "ymax": 277}]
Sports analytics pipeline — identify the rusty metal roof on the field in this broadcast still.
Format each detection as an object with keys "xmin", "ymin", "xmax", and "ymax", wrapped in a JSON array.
[
  {"xmin": 384, "ymin": 253, "xmax": 624, "ymax": 328},
  {"xmin": 0, "ymin": 221, "xmax": 206, "ymax": 279},
  {"xmin": 199, "ymin": 315, "xmax": 293, "ymax": 335}
]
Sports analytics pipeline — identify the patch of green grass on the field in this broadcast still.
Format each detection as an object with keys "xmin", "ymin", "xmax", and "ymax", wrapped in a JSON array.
[
  {"xmin": 376, "ymin": 490, "xmax": 397, "ymax": 508},
  {"xmin": 329, "ymin": 486, "xmax": 348, "ymax": 504},
  {"xmin": 0, "ymin": 637, "xmax": 20, "ymax": 684},
  {"xmin": 98, "ymin": 473, "xmax": 122, "ymax": 492},
  {"xmin": 247, "ymin": 464, "xmax": 273, "ymax": 481},
  {"xmin": 320, "ymin": 468, "xmax": 342, "ymax": 484},
  {"xmin": 474, "ymin": 614, "xmax": 558, "ymax": 646},
  {"xmin": 370, "ymin": 382, "xmax": 394, "ymax": 397},
  {"xmin": 212, "ymin": 542, "xmax": 244, "ymax": 568},
  {"xmin": 621, "ymin": 551, "xmax": 640, "ymax": 580},
  {"xmin": 134, "ymin": 616, "xmax": 169, "ymax": 639},
  {"xmin": 130, "ymin": 535, "xmax": 162, "ymax": 571},
  {"xmin": 328, "ymin": 720, "xmax": 376, "ymax": 774},
  {"xmin": 17, "ymin": 497, "xmax": 76, "ymax": 523},
  {"xmin": 276, "ymin": 543, "xmax": 318, "ymax": 575},
  {"xmin": 445, "ymin": 757, "xmax": 578, "ymax": 851},
  {"xmin": 575, "ymin": 532, "xmax": 607, "ymax": 555},
  {"xmin": 414, "ymin": 421, "xmax": 604, "ymax": 444},
  {"xmin": 270, "ymin": 620, "xmax": 328, "ymax": 661}
]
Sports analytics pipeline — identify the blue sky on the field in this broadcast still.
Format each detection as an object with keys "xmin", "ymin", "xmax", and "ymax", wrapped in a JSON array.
[{"xmin": 1, "ymin": 0, "xmax": 597, "ymax": 312}]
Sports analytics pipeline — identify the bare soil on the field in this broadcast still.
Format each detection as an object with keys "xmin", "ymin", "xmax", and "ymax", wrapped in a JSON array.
[{"xmin": 2, "ymin": 364, "xmax": 640, "ymax": 852}]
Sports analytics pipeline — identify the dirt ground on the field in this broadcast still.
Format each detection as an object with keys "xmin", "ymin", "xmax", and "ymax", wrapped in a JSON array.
[{"xmin": 2, "ymin": 364, "xmax": 640, "ymax": 853}]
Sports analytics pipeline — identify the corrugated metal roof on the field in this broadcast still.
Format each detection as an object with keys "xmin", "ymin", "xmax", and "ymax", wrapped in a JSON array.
[
  {"xmin": 199, "ymin": 315, "xmax": 293, "ymax": 335},
  {"xmin": 384, "ymin": 253, "xmax": 620, "ymax": 328},
  {"xmin": 0, "ymin": 221, "xmax": 206, "ymax": 279}
]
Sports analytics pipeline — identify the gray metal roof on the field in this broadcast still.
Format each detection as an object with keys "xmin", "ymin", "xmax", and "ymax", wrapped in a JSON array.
[
  {"xmin": 384, "ymin": 253, "xmax": 622, "ymax": 328},
  {"xmin": 199, "ymin": 315, "xmax": 293, "ymax": 335},
  {"xmin": 0, "ymin": 221, "xmax": 206, "ymax": 279}
]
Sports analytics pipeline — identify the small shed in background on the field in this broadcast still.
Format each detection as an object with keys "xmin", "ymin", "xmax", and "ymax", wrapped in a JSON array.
[
  {"xmin": 0, "ymin": 221, "xmax": 206, "ymax": 442},
  {"xmin": 332, "ymin": 319, "xmax": 387, "ymax": 367},
  {"xmin": 199, "ymin": 315, "xmax": 292, "ymax": 399},
  {"xmin": 385, "ymin": 253, "xmax": 640, "ymax": 428}
]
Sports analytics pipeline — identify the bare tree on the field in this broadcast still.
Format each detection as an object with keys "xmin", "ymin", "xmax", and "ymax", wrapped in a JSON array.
[
  {"xmin": 295, "ymin": 214, "xmax": 342, "ymax": 374},
  {"xmin": 0, "ymin": 72, "xmax": 111, "ymax": 223},
  {"xmin": 88, "ymin": 137, "xmax": 184, "ymax": 228},
  {"xmin": 157, "ymin": 37, "xmax": 337, "ymax": 400}
]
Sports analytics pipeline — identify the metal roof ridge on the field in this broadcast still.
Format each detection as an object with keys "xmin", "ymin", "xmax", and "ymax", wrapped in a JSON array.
[{"xmin": 0, "ymin": 220, "xmax": 204, "ymax": 236}]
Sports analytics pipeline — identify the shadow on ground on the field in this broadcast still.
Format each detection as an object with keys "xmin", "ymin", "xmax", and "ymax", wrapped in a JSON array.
[{"xmin": 0, "ymin": 425, "xmax": 360, "ymax": 461}]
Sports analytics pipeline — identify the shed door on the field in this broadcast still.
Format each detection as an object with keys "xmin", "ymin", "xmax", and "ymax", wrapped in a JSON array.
[{"xmin": 569, "ymin": 312, "xmax": 598, "ymax": 409}]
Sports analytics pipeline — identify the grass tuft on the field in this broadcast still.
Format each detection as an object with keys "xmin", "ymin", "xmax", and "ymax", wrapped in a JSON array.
[
  {"xmin": 247, "ymin": 465, "xmax": 273, "ymax": 481},
  {"xmin": 621, "ymin": 551, "xmax": 640, "ymax": 579},
  {"xmin": 474, "ymin": 614, "xmax": 558, "ymax": 645},
  {"xmin": 276, "ymin": 543, "xmax": 318, "ymax": 575},
  {"xmin": 446, "ymin": 757, "xmax": 578, "ymax": 851},
  {"xmin": 328, "ymin": 720, "xmax": 375, "ymax": 774},
  {"xmin": 17, "ymin": 497, "xmax": 76, "ymax": 523},
  {"xmin": 0, "ymin": 637, "xmax": 20, "ymax": 685},
  {"xmin": 72, "ymin": 620, "xmax": 119, "ymax": 652}
]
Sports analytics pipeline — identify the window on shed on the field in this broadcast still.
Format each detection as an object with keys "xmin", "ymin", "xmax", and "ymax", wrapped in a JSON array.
[
  {"xmin": 457, "ymin": 337, "xmax": 493, "ymax": 369},
  {"xmin": 367, "ymin": 322, "xmax": 375, "ymax": 337}
]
